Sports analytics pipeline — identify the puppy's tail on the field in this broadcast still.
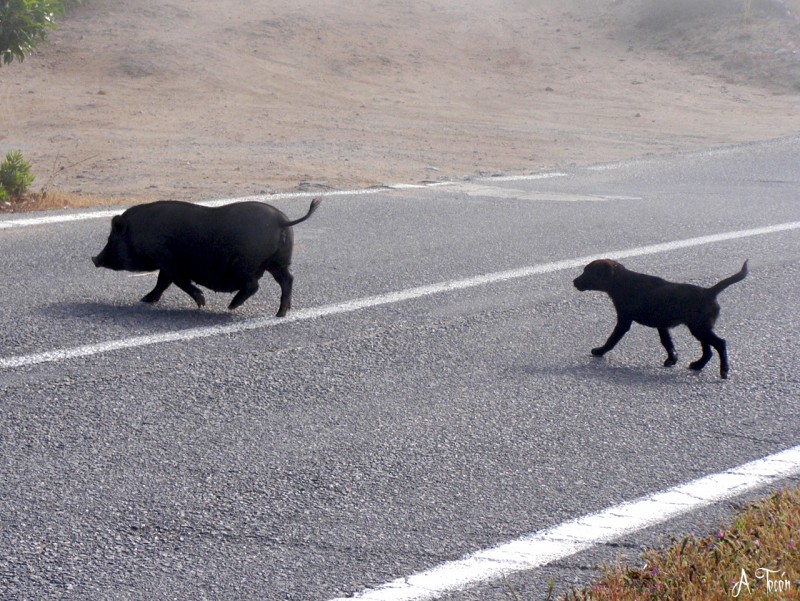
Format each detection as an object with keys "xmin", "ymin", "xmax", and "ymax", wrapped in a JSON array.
[
  {"xmin": 707, "ymin": 260, "xmax": 748, "ymax": 297},
  {"xmin": 281, "ymin": 198, "xmax": 322, "ymax": 227}
]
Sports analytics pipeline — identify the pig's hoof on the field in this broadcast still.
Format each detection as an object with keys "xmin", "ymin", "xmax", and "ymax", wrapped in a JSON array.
[
  {"xmin": 141, "ymin": 293, "xmax": 160, "ymax": 304},
  {"xmin": 194, "ymin": 294, "xmax": 206, "ymax": 308}
]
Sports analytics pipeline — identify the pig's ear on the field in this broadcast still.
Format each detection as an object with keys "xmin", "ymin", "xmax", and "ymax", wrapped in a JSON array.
[{"xmin": 111, "ymin": 216, "xmax": 127, "ymax": 236}]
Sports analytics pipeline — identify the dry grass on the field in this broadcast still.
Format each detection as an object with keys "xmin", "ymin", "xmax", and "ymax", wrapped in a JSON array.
[
  {"xmin": 0, "ymin": 190, "xmax": 133, "ymax": 213},
  {"xmin": 560, "ymin": 486, "xmax": 800, "ymax": 600}
]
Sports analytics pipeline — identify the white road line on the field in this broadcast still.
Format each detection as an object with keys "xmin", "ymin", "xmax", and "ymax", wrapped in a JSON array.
[
  {"xmin": 327, "ymin": 445, "xmax": 800, "ymax": 601},
  {"xmin": 0, "ymin": 188, "xmax": 383, "ymax": 230},
  {"xmin": 2, "ymin": 220, "xmax": 798, "ymax": 370},
  {"xmin": 0, "ymin": 209, "xmax": 123, "ymax": 229},
  {"xmin": 197, "ymin": 187, "xmax": 387, "ymax": 208},
  {"xmin": 0, "ymin": 173, "xmax": 569, "ymax": 230}
]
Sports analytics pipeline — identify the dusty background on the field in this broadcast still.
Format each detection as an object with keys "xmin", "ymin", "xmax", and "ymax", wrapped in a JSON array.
[{"xmin": 1, "ymin": 0, "xmax": 800, "ymax": 207}]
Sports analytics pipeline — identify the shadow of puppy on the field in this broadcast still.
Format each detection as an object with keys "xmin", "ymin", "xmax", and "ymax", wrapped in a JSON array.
[{"xmin": 573, "ymin": 259, "xmax": 748, "ymax": 379}]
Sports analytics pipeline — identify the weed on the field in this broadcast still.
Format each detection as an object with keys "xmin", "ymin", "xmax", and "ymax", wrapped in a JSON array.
[
  {"xmin": 559, "ymin": 486, "xmax": 800, "ymax": 600},
  {"xmin": 0, "ymin": 150, "xmax": 34, "ymax": 199}
]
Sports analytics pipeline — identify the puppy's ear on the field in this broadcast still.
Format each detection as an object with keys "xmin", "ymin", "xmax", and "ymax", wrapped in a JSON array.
[{"xmin": 594, "ymin": 259, "xmax": 618, "ymax": 279}]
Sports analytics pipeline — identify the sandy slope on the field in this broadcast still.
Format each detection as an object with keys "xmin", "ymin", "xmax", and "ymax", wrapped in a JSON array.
[{"xmin": 1, "ymin": 0, "xmax": 799, "ymax": 204}]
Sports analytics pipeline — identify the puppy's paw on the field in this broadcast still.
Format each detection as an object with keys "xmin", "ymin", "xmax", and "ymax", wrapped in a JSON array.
[{"xmin": 591, "ymin": 347, "xmax": 606, "ymax": 357}]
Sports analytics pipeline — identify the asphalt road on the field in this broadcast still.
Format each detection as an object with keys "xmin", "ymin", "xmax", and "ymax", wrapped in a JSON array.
[{"xmin": 2, "ymin": 137, "xmax": 800, "ymax": 600}]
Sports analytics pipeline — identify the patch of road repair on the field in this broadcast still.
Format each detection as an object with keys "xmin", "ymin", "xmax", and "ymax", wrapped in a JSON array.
[
  {"xmin": 447, "ymin": 181, "xmax": 640, "ymax": 202},
  {"xmin": 327, "ymin": 445, "xmax": 800, "ymax": 601},
  {"xmin": 1, "ymin": 220, "xmax": 798, "ymax": 369}
]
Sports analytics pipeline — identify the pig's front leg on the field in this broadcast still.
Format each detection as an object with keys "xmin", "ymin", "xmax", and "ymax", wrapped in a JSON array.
[{"xmin": 141, "ymin": 271, "xmax": 172, "ymax": 304}]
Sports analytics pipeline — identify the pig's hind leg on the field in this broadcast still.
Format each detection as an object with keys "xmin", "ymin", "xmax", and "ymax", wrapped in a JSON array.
[
  {"xmin": 226, "ymin": 265, "xmax": 293, "ymax": 316},
  {"xmin": 228, "ymin": 279, "xmax": 259, "ymax": 311},
  {"xmin": 267, "ymin": 265, "xmax": 294, "ymax": 318}
]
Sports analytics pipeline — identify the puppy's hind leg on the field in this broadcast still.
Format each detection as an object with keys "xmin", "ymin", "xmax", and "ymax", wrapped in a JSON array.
[
  {"xmin": 688, "ymin": 326, "xmax": 729, "ymax": 379},
  {"xmin": 710, "ymin": 333, "xmax": 729, "ymax": 379},
  {"xmin": 658, "ymin": 327, "xmax": 678, "ymax": 367},
  {"xmin": 688, "ymin": 341, "xmax": 712, "ymax": 372}
]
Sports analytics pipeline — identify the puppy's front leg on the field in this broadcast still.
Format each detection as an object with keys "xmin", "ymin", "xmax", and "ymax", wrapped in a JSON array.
[{"xmin": 592, "ymin": 317, "xmax": 631, "ymax": 357}]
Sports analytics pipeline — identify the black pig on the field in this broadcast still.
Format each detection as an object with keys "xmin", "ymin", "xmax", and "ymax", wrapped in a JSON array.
[{"xmin": 93, "ymin": 198, "xmax": 321, "ymax": 316}]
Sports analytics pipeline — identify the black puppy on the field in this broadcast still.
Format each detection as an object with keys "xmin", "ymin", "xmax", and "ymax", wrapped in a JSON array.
[{"xmin": 573, "ymin": 259, "xmax": 748, "ymax": 378}]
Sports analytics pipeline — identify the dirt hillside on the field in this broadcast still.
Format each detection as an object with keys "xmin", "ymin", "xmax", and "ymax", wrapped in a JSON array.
[{"xmin": 1, "ymin": 0, "xmax": 799, "ymax": 206}]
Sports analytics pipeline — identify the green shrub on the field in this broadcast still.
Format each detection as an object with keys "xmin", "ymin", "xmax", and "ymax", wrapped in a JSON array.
[
  {"xmin": 0, "ymin": 150, "xmax": 35, "ymax": 198},
  {"xmin": 0, "ymin": 0, "xmax": 71, "ymax": 66}
]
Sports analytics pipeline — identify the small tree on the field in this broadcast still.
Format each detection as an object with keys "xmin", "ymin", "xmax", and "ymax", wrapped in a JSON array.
[
  {"xmin": 0, "ymin": 0, "xmax": 71, "ymax": 66},
  {"xmin": 0, "ymin": 151, "xmax": 35, "ymax": 199}
]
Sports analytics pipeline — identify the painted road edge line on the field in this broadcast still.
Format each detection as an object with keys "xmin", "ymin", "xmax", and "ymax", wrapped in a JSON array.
[
  {"xmin": 0, "ymin": 172, "xmax": 568, "ymax": 230},
  {"xmin": 0, "ymin": 188, "xmax": 382, "ymax": 230},
  {"xmin": 2, "ymin": 220, "xmax": 799, "ymax": 369},
  {"xmin": 327, "ymin": 445, "xmax": 800, "ymax": 601}
]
